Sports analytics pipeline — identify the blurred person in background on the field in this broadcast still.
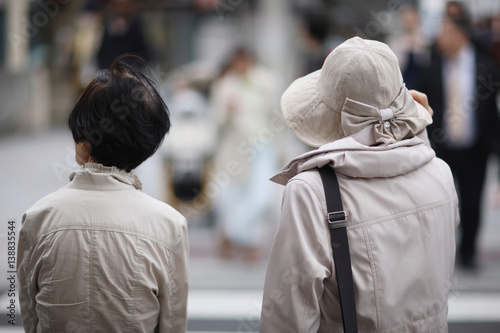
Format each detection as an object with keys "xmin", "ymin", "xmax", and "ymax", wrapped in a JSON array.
[
  {"xmin": 446, "ymin": 0, "xmax": 490, "ymax": 53},
  {"xmin": 97, "ymin": 0, "xmax": 151, "ymax": 69},
  {"xmin": 72, "ymin": 1, "xmax": 103, "ymax": 91},
  {"xmin": 161, "ymin": 70, "xmax": 218, "ymax": 222},
  {"xmin": 446, "ymin": 1, "xmax": 470, "ymax": 22},
  {"xmin": 299, "ymin": 9, "xmax": 331, "ymax": 75},
  {"xmin": 489, "ymin": 14, "xmax": 500, "ymax": 65},
  {"xmin": 386, "ymin": 3, "xmax": 430, "ymax": 89},
  {"xmin": 416, "ymin": 4, "xmax": 500, "ymax": 269},
  {"xmin": 484, "ymin": 13, "xmax": 500, "ymax": 210},
  {"xmin": 17, "ymin": 56, "xmax": 188, "ymax": 333},
  {"xmin": 210, "ymin": 48, "xmax": 279, "ymax": 261}
]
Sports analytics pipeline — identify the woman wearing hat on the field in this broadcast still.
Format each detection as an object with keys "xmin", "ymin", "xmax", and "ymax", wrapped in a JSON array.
[{"xmin": 260, "ymin": 37, "xmax": 459, "ymax": 332}]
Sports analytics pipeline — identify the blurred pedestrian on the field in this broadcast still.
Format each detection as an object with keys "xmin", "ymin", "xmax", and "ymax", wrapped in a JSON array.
[
  {"xmin": 299, "ymin": 8, "xmax": 330, "ymax": 74},
  {"xmin": 386, "ymin": 3, "xmax": 430, "ymax": 89},
  {"xmin": 17, "ymin": 56, "xmax": 188, "ymax": 333},
  {"xmin": 446, "ymin": 1, "xmax": 490, "ymax": 53},
  {"xmin": 416, "ymin": 8, "xmax": 500, "ymax": 269},
  {"xmin": 72, "ymin": 3, "xmax": 103, "ymax": 90},
  {"xmin": 210, "ymin": 48, "xmax": 279, "ymax": 261},
  {"xmin": 97, "ymin": 0, "xmax": 151, "ymax": 69},
  {"xmin": 488, "ymin": 14, "xmax": 500, "ymax": 209},
  {"xmin": 260, "ymin": 37, "xmax": 458, "ymax": 332},
  {"xmin": 488, "ymin": 14, "xmax": 500, "ymax": 65}
]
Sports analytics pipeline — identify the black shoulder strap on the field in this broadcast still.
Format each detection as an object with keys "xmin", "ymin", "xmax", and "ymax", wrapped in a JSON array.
[{"xmin": 318, "ymin": 166, "xmax": 358, "ymax": 333}]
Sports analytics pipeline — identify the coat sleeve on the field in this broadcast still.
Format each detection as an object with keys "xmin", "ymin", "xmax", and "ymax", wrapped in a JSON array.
[
  {"xmin": 260, "ymin": 178, "xmax": 332, "ymax": 333},
  {"xmin": 158, "ymin": 217, "xmax": 189, "ymax": 333},
  {"xmin": 17, "ymin": 213, "xmax": 39, "ymax": 333}
]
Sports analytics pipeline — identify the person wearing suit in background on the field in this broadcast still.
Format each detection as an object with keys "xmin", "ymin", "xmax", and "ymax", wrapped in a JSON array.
[{"xmin": 416, "ymin": 9, "xmax": 500, "ymax": 269}]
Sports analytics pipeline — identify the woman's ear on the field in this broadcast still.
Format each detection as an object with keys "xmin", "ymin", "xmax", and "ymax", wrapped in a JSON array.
[{"xmin": 75, "ymin": 142, "xmax": 92, "ymax": 166}]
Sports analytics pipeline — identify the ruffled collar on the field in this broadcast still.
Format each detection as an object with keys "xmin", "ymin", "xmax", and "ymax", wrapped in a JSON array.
[{"xmin": 69, "ymin": 163, "xmax": 143, "ymax": 190}]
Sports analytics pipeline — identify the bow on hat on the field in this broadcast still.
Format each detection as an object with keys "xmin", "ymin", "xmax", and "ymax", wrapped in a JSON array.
[{"xmin": 341, "ymin": 85, "xmax": 428, "ymax": 144}]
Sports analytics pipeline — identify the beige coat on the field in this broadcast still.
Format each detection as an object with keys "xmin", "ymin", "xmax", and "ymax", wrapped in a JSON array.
[
  {"xmin": 260, "ymin": 135, "xmax": 459, "ymax": 333},
  {"xmin": 17, "ymin": 163, "xmax": 189, "ymax": 333}
]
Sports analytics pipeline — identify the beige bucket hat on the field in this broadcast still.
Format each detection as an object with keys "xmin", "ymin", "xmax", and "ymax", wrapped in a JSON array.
[{"xmin": 281, "ymin": 37, "xmax": 432, "ymax": 147}]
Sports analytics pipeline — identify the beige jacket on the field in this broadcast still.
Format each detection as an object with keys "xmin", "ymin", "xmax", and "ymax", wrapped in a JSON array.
[
  {"xmin": 17, "ymin": 163, "xmax": 189, "ymax": 333},
  {"xmin": 260, "ymin": 136, "xmax": 459, "ymax": 333}
]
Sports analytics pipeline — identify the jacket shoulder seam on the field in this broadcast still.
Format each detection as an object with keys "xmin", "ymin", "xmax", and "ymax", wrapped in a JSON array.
[
  {"xmin": 31, "ymin": 226, "xmax": 182, "ymax": 251},
  {"xmin": 348, "ymin": 196, "xmax": 457, "ymax": 230},
  {"xmin": 287, "ymin": 176, "xmax": 325, "ymax": 206}
]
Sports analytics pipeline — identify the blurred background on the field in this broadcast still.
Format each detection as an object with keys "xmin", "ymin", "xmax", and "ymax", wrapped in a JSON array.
[{"xmin": 1, "ymin": 0, "xmax": 500, "ymax": 332}]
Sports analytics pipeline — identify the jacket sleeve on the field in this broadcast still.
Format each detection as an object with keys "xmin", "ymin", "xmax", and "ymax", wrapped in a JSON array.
[
  {"xmin": 158, "ymin": 217, "xmax": 189, "ymax": 333},
  {"xmin": 260, "ymin": 178, "xmax": 332, "ymax": 333},
  {"xmin": 17, "ymin": 213, "xmax": 39, "ymax": 333}
]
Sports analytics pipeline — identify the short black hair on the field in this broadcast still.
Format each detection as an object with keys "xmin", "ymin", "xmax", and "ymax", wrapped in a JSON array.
[{"xmin": 68, "ymin": 55, "xmax": 170, "ymax": 172}]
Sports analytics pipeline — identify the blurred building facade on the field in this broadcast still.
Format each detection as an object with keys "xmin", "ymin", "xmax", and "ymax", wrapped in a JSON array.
[
  {"xmin": 0, "ymin": 0, "xmax": 487, "ymax": 132},
  {"xmin": 1, "ymin": 0, "xmax": 500, "ymax": 142}
]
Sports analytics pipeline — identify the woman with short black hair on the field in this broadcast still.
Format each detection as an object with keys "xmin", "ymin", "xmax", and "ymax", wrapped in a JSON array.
[
  {"xmin": 18, "ymin": 56, "xmax": 188, "ymax": 333},
  {"xmin": 68, "ymin": 56, "xmax": 170, "ymax": 171}
]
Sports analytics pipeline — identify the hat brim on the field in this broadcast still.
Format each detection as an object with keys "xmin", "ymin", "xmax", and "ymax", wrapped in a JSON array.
[
  {"xmin": 281, "ymin": 70, "xmax": 344, "ymax": 148},
  {"xmin": 414, "ymin": 98, "xmax": 433, "ymax": 127},
  {"xmin": 281, "ymin": 71, "xmax": 433, "ymax": 148}
]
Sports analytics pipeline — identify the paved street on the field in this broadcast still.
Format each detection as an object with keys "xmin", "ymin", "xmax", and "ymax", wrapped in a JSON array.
[{"xmin": 1, "ymin": 128, "xmax": 499, "ymax": 332}]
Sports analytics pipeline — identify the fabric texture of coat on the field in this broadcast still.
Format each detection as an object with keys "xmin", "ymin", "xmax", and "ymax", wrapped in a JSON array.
[
  {"xmin": 17, "ymin": 163, "xmax": 189, "ymax": 333},
  {"xmin": 260, "ymin": 135, "xmax": 459, "ymax": 333}
]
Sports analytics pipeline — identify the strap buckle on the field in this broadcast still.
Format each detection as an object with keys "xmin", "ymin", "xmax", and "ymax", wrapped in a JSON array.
[{"xmin": 327, "ymin": 211, "xmax": 347, "ymax": 229}]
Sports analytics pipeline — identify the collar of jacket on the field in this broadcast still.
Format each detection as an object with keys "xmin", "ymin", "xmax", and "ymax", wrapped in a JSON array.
[
  {"xmin": 68, "ymin": 163, "xmax": 143, "ymax": 191},
  {"xmin": 271, "ymin": 135, "xmax": 435, "ymax": 185}
]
